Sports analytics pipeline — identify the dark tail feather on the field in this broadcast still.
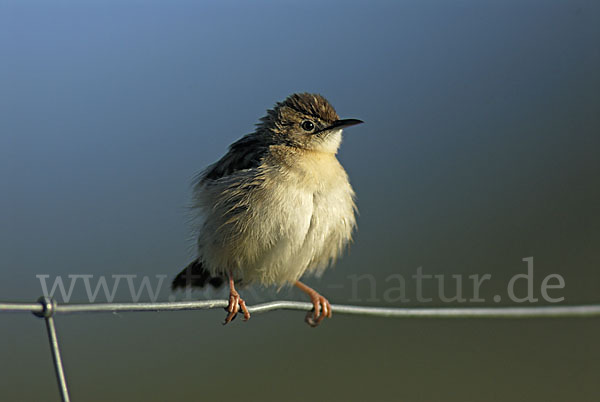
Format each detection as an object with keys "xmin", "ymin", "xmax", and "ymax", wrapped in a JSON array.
[{"xmin": 171, "ymin": 260, "xmax": 224, "ymax": 290}]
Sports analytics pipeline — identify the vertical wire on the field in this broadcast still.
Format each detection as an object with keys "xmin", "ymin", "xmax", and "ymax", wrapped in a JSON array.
[
  {"xmin": 44, "ymin": 316, "xmax": 70, "ymax": 402},
  {"xmin": 35, "ymin": 297, "xmax": 71, "ymax": 402}
]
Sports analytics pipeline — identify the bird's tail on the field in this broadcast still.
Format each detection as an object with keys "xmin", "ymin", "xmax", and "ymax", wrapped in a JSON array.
[{"xmin": 171, "ymin": 259, "xmax": 224, "ymax": 290}]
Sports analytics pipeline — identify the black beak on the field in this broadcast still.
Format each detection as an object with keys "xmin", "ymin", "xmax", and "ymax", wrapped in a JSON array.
[{"xmin": 327, "ymin": 118, "xmax": 364, "ymax": 131}]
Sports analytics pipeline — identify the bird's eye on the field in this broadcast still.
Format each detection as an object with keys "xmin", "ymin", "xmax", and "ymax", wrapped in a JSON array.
[{"xmin": 301, "ymin": 120, "xmax": 315, "ymax": 132}]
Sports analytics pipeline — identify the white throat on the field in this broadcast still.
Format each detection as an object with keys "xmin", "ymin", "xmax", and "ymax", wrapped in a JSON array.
[{"xmin": 312, "ymin": 129, "xmax": 343, "ymax": 154}]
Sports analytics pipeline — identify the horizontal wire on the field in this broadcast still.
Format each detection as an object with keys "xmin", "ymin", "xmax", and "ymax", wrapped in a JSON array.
[
  {"xmin": 4, "ymin": 299, "xmax": 597, "ymax": 402},
  {"xmin": 0, "ymin": 302, "xmax": 44, "ymax": 313},
  {"xmin": 1, "ymin": 299, "xmax": 600, "ymax": 318}
]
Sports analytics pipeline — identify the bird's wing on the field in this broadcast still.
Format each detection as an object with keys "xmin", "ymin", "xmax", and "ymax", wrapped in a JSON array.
[{"xmin": 196, "ymin": 133, "xmax": 269, "ymax": 186}]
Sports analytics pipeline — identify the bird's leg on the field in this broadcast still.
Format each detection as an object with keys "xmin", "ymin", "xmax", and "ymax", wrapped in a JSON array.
[
  {"xmin": 294, "ymin": 281, "xmax": 332, "ymax": 327},
  {"xmin": 224, "ymin": 272, "xmax": 250, "ymax": 324}
]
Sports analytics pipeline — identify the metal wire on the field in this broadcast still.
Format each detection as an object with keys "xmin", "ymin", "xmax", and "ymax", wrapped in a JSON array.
[
  {"xmin": 2, "ymin": 297, "xmax": 600, "ymax": 402},
  {"xmin": 33, "ymin": 297, "xmax": 70, "ymax": 402},
  {"xmin": 2, "ymin": 299, "xmax": 600, "ymax": 317},
  {"xmin": 44, "ymin": 316, "xmax": 70, "ymax": 402}
]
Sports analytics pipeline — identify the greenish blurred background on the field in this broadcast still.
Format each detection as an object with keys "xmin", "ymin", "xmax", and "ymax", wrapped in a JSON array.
[{"xmin": 1, "ymin": 0, "xmax": 599, "ymax": 401}]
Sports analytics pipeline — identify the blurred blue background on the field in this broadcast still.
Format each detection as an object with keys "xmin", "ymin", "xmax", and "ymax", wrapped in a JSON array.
[{"xmin": 1, "ymin": 1, "xmax": 599, "ymax": 401}]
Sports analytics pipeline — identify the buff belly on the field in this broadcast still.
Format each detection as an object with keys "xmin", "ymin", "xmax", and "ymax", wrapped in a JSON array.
[{"xmin": 196, "ymin": 165, "xmax": 356, "ymax": 287}]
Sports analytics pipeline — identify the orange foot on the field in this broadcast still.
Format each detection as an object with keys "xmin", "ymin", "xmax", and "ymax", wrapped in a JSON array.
[
  {"xmin": 295, "ymin": 281, "xmax": 332, "ymax": 327},
  {"xmin": 223, "ymin": 274, "xmax": 250, "ymax": 325}
]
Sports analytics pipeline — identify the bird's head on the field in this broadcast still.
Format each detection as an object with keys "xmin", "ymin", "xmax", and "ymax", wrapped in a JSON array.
[{"xmin": 258, "ymin": 93, "xmax": 363, "ymax": 154}]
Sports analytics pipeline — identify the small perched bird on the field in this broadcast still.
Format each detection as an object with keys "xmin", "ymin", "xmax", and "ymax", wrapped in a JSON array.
[{"xmin": 172, "ymin": 93, "xmax": 362, "ymax": 326}]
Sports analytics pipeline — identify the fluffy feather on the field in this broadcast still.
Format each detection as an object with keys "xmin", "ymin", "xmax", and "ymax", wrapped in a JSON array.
[{"xmin": 173, "ymin": 93, "xmax": 357, "ymax": 289}]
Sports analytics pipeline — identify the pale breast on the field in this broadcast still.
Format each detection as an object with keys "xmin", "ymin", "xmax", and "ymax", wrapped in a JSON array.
[
  {"xmin": 301, "ymin": 164, "xmax": 356, "ymax": 277},
  {"xmin": 196, "ymin": 150, "xmax": 356, "ymax": 287},
  {"xmin": 269, "ymin": 151, "xmax": 357, "ymax": 282}
]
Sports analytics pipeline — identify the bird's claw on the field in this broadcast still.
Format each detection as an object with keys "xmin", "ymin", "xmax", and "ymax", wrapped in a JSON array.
[
  {"xmin": 305, "ymin": 294, "xmax": 332, "ymax": 327},
  {"xmin": 223, "ymin": 289, "xmax": 250, "ymax": 325}
]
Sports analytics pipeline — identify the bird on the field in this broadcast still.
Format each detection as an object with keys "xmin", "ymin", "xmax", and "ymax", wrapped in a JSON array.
[{"xmin": 171, "ymin": 93, "xmax": 362, "ymax": 327}]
